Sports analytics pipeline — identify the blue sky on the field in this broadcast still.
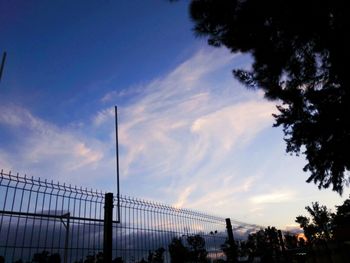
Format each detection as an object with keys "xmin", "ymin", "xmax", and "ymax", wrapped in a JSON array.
[{"xmin": 0, "ymin": 0, "xmax": 348, "ymax": 230}]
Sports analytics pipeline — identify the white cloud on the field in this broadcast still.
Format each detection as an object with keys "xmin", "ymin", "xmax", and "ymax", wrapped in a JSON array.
[
  {"xmin": 0, "ymin": 105, "xmax": 104, "ymax": 183},
  {"xmin": 0, "ymin": 151, "xmax": 12, "ymax": 171},
  {"xmin": 93, "ymin": 107, "xmax": 114, "ymax": 126},
  {"xmin": 284, "ymin": 224, "xmax": 302, "ymax": 233},
  {"xmin": 184, "ymin": 175, "xmax": 259, "ymax": 210},
  {"xmin": 189, "ymin": 101, "xmax": 275, "ymax": 160},
  {"xmin": 174, "ymin": 185, "xmax": 196, "ymax": 208},
  {"xmin": 250, "ymin": 191, "xmax": 296, "ymax": 204},
  {"xmin": 87, "ymin": 48, "xmax": 279, "ymax": 218},
  {"xmin": 99, "ymin": 49, "xmax": 276, "ymax": 183}
]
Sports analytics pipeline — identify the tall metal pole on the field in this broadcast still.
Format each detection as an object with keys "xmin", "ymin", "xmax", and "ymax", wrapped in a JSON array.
[
  {"xmin": 0, "ymin": 51, "xmax": 7, "ymax": 82},
  {"xmin": 115, "ymin": 106, "xmax": 120, "ymax": 223}
]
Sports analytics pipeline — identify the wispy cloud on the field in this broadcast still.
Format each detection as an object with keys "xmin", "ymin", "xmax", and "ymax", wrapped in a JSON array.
[
  {"xmin": 0, "ymin": 48, "xmax": 284, "ymax": 224},
  {"xmin": 92, "ymin": 107, "xmax": 114, "ymax": 127},
  {"xmin": 0, "ymin": 105, "xmax": 105, "ymax": 184},
  {"xmin": 92, "ymin": 48, "xmax": 277, "ymax": 212},
  {"xmin": 95, "ymin": 49, "xmax": 276, "ymax": 184},
  {"xmin": 174, "ymin": 185, "xmax": 196, "ymax": 208},
  {"xmin": 250, "ymin": 191, "xmax": 296, "ymax": 205}
]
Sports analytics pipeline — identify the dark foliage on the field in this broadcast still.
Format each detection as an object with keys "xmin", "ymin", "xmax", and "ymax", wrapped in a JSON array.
[
  {"xmin": 147, "ymin": 247, "xmax": 165, "ymax": 263},
  {"xmin": 168, "ymin": 235, "xmax": 208, "ymax": 263},
  {"xmin": 244, "ymin": 227, "xmax": 283, "ymax": 263},
  {"xmin": 112, "ymin": 257, "xmax": 124, "ymax": 263},
  {"xmin": 32, "ymin": 251, "xmax": 61, "ymax": 263},
  {"xmin": 283, "ymin": 232, "xmax": 299, "ymax": 250},
  {"xmin": 186, "ymin": 235, "xmax": 207, "ymax": 263},
  {"xmin": 221, "ymin": 239, "xmax": 238, "ymax": 263},
  {"xmin": 333, "ymin": 195, "xmax": 350, "ymax": 227},
  {"xmin": 332, "ymin": 195, "xmax": 350, "ymax": 241},
  {"xmin": 190, "ymin": 0, "xmax": 350, "ymax": 194},
  {"xmin": 169, "ymin": 237, "xmax": 189, "ymax": 263},
  {"xmin": 74, "ymin": 252, "xmax": 123, "ymax": 263},
  {"xmin": 295, "ymin": 201, "xmax": 333, "ymax": 243}
]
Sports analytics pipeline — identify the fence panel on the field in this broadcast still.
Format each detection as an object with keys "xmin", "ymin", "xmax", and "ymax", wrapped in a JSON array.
[{"xmin": 0, "ymin": 170, "xmax": 259, "ymax": 263}]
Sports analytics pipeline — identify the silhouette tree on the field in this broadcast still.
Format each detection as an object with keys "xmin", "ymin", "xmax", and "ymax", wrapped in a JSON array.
[
  {"xmin": 189, "ymin": 0, "xmax": 350, "ymax": 194},
  {"xmin": 221, "ymin": 239, "xmax": 238, "ymax": 263},
  {"xmin": 112, "ymin": 257, "xmax": 124, "ymax": 263},
  {"xmin": 147, "ymin": 248, "xmax": 165, "ymax": 263},
  {"xmin": 138, "ymin": 259, "xmax": 148, "ymax": 263},
  {"xmin": 31, "ymin": 251, "xmax": 61, "ymax": 263},
  {"xmin": 332, "ymin": 195, "xmax": 350, "ymax": 240},
  {"xmin": 245, "ymin": 230, "xmax": 272, "ymax": 262},
  {"xmin": 264, "ymin": 227, "xmax": 282, "ymax": 260},
  {"xmin": 244, "ymin": 227, "xmax": 287, "ymax": 262},
  {"xmin": 333, "ymin": 195, "xmax": 350, "ymax": 227},
  {"xmin": 283, "ymin": 232, "xmax": 298, "ymax": 250},
  {"xmin": 186, "ymin": 235, "xmax": 207, "ymax": 263},
  {"xmin": 168, "ymin": 237, "xmax": 189, "ymax": 263},
  {"xmin": 72, "ymin": 252, "xmax": 124, "ymax": 263},
  {"xmin": 295, "ymin": 202, "xmax": 333, "ymax": 242},
  {"xmin": 168, "ymin": 235, "xmax": 208, "ymax": 263}
]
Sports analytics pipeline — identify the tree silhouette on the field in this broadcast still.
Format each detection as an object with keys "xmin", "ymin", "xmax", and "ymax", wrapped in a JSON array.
[
  {"xmin": 332, "ymin": 195, "xmax": 350, "ymax": 240},
  {"xmin": 147, "ymin": 247, "xmax": 165, "ymax": 263},
  {"xmin": 221, "ymin": 239, "xmax": 237, "ymax": 263},
  {"xmin": 333, "ymin": 195, "xmax": 350, "ymax": 225},
  {"xmin": 243, "ymin": 227, "xmax": 288, "ymax": 262},
  {"xmin": 295, "ymin": 202, "xmax": 333, "ymax": 242},
  {"xmin": 189, "ymin": 0, "xmax": 350, "ymax": 194},
  {"xmin": 264, "ymin": 227, "xmax": 282, "ymax": 260},
  {"xmin": 169, "ymin": 237, "xmax": 189, "ymax": 263},
  {"xmin": 245, "ymin": 229, "xmax": 272, "ymax": 262},
  {"xmin": 31, "ymin": 251, "xmax": 61, "ymax": 263},
  {"xmin": 283, "ymin": 232, "xmax": 298, "ymax": 250},
  {"xmin": 186, "ymin": 235, "xmax": 207, "ymax": 263},
  {"xmin": 168, "ymin": 235, "xmax": 208, "ymax": 263}
]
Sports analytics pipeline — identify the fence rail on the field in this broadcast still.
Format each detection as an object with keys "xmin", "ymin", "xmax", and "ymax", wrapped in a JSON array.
[{"xmin": 0, "ymin": 170, "xmax": 260, "ymax": 263}]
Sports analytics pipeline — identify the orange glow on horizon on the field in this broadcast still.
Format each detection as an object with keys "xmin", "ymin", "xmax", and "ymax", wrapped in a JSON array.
[{"xmin": 296, "ymin": 233, "xmax": 307, "ymax": 241}]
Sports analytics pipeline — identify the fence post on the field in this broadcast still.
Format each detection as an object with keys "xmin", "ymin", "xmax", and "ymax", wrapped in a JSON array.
[
  {"xmin": 225, "ymin": 218, "xmax": 235, "ymax": 244},
  {"xmin": 225, "ymin": 218, "xmax": 237, "ymax": 263},
  {"xmin": 61, "ymin": 212, "xmax": 70, "ymax": 263},
  {"xmin": 104, "ymin": 193, "xmax": 113, "ymax": 263}
]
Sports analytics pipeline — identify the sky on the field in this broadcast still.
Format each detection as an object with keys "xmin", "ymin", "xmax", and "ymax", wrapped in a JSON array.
[{"xmin": 0, "ymin": 0, "xmax": 349, "ymax": 230}]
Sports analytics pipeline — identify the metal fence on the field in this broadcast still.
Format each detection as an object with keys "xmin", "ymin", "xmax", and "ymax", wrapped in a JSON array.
[{"xmin": 0, "ymin": 170, "xmax": 260, "ymax": 263}]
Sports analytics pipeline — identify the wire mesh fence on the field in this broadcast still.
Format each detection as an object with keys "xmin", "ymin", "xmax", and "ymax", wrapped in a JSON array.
[{"xmin": 0, "ymin": 170, "xmax": 260, "ymax": 263}]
